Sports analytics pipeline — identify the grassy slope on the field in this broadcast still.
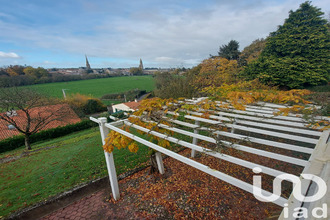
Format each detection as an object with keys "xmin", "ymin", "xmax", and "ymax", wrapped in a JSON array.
[
  {"xmin": 22, "ymin": 76, "xmax": 155, "ymax": 99},
  {"xmin": 0, "ymin": 127, "xmax": 150, "ymax": 218}
]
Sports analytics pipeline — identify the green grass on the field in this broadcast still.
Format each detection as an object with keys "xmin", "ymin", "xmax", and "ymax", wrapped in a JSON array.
[
  {"xmin": 0, "ymin": 127, "xmax": 150, "ymax": 218},
  {"xmin": 22, "ymin": 75, "xmax": 155, "ymax": 99}
]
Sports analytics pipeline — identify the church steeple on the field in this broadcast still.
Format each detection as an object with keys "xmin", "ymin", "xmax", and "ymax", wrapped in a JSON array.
[
  {"xmin": 139, "ymin": 58, "xmax": 143, "ymax": 70},
  {"xmin": 85, "ymin": 55, "xmax": 91, "ymax": 70}
]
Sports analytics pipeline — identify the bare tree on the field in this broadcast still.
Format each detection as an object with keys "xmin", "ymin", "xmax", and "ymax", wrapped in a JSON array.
[{"xmin": 0, "ymin": 88, "xmax": 72, "ymax": 150}]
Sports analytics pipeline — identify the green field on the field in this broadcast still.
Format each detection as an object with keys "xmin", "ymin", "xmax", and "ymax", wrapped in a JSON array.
[
  {"xmin": 0, "ymin": 127, "xmax": 150, "ymax": 218},
  {"xmin": 23, "ymin": 76, "xmax": 155, "ymax": 99}
]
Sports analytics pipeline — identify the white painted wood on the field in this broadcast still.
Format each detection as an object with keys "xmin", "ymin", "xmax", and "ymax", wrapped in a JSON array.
[
  {"xmin": 155, "ymin": 152, "xmax": 165, "ymax": 174},
  {"xmin": 165, "ymin": 117, "xmax": 199, "ymax": 129},
  {"xmin": 208, "ymin": 111, "xmax": 321, "ymax": 136},
  {"xmin": 225, "ymin": 123, "xmax": 318, "ymax": 145},
  {"xmin": 214, "ymin": 131, "xmax": 314, "ymax": 154},
  {"xmin": 109, "ymin": 115, "xmax": 118, "ymax": 120},
  {"xmin": 191, "ymin": 120, "xmax": 200, "ymax": 158},
  {"xmin": 245, "ymin": 105, "xmax": 278, "ymax": 112},
  {"xmin": 240, "ymin": 107, "xmax": 279, "ymax": 115},
  {"xmin": 209, "ymin": 111, "xmax": 321, "ymax": 136},
  {"xmin": 106, "ymin": 122, "xmax": 287, "ymax": 207},
  {"xmin": 91, "ymin": 99, "xmax": 326, "ymax": 210},
  {"xmin": 199, "ymin": 110, "xmax": 308, "ymax": 128},
  {"xmin": 164, "ymin": 117, "xmax": 314, "ymax": 154},
  {"xmin": 168, "ymin": 112, "xmax": 318, "ymax": 144},
  {"xmin": 228, "ymin": 108, "xmax": 303, "ymax": 120},
  {"xmin": 214, "ymin": 101, "xmax": 328, "ymax": 121},
  {"xmin": 231, "ymin": 120, "xmax": 236, "ymax": 134},
  {"xmin": 279, "ymin": 130, "xmax": 330, "ymax": 219},
  {"xmin": 234, "ymin": 119, "xmax": 321, "ymax": 137},
  {"xmin": 152, "ymin": 122, "xmax": 308, "ymax": 167},
  {"xmin": 98, "ymin": 117, "xmax": 120, "ymax": 201},
  {"xmin": 215, "ymin": 101, "xmax": 277, "ymax": 112},
  {"xmin": 256, "ymin": 102, "xmax": 289, "ymax": 109},
  {"xmin": 124, "ymin": 121, "xmax": 293, "ymax": 179}
]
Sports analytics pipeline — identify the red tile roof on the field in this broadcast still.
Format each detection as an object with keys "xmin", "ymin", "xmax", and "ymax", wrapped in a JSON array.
[
  {"xmin": 0, "ymin": 104, "xmax": 81, "ymax": 140},
  {"xmin": 124, "ymin": 101, "xmax": 141, "ymax": 110}
]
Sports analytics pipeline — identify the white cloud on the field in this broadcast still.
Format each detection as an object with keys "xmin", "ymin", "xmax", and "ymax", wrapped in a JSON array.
[
  {"xmin": 0, "ymin": 0, "xmax": 329, "ymax": 68},
  {"xmin": 43, "ymin": 60, "xmax": 56, "ymax": 65},
  {"xmin": 155, "ymin": 57, "xmax": 175, "ymax": 62},
  {"xmin": 0, "ymin": 51, "xmax": 20, "ymax": 58}
]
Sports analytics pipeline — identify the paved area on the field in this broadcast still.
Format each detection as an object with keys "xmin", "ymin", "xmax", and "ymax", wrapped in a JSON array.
[{"xmin": 41, "ymin": 189, "xmax": 135, "ymax": 220}]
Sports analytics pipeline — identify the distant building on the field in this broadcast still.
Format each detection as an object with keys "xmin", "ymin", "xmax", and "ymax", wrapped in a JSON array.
[
  {"xmin": 139, "ymin": 58, "xmax": 143, "ymax": 70},
  {"xmin": 85, "ymin": 55, "xmax": 91, "ymax": 70},
  {"xmin": 0, "ymin": 104, "xmax": 81, "ymax": 140},
  {"xmin": 112, "ymin": 100, "xmax": 141, "ymax": 113}
]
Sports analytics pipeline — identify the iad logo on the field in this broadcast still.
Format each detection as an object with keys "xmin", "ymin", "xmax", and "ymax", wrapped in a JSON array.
[{"xmin": 252, "ymin": 167, "xmax": 328, "ymax": 219}]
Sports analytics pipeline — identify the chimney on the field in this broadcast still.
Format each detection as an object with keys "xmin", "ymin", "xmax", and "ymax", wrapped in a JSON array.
[{"xmin": 134, "ymin": 99, "xmax": 138, "ymax": 102}]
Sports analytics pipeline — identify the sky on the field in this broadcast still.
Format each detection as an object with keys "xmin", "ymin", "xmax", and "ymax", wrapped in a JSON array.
[{"xmin": 0, "ymin": 0, "xmax": 329, "ymax": 69}]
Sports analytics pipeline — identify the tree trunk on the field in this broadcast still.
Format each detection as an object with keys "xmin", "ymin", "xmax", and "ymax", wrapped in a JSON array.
[
  {"xmin": 149, "ymin": 153, "xmax": 158, "ymax": 174},
  {"xmin": 25, "ymin": 135, "xmax": 32, "ymax": 150}
]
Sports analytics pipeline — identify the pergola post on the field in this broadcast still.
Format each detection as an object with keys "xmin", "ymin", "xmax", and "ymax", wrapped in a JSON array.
[
  {"xmin": 191, "ymin": 120, "xmax": 200, "ymax": 158},
  {"xmin": 98, "ymin": 117, "xmax": 120, "ymax": 200},
  {"xmin": 155, "ymin": 152, "xmax": 165, "ymax": 174},
  {"xmin": 231, "ymin": 119, "xmax": 236, "ymax": 134}
]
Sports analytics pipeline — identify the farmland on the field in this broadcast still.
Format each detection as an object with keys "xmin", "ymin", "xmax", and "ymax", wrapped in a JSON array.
[{"xmin": 22, "ymin": 75, "xmax": 155, "ymax": 99}]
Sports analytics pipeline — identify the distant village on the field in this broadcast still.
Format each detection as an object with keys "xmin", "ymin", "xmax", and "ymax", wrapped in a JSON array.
[{"xmin": 48, "ymin": 56, "xmax": 176, "ymax": 76}]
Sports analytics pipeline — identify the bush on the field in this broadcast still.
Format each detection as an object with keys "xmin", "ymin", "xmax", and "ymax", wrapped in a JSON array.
[
  {"xmin": 83, "ymin": 99, "xmax": 107, "ymax": 114},
  {"xmin": 154, "ymin": 72, "xmax": 196, "ymax": 99},
  {"xmin": 66, "ymin": 93, "xmax": 106, "ymax": 116},
  {"xmin": 0, "ymin": 120, "xmax": 97, "ymax": 153},
  {"xmin": 101, "ymin": 89, "xmax": 147, "ymax": 101}
]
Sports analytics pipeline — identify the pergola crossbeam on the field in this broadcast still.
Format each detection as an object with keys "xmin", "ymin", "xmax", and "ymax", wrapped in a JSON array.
[
  {"xmin": 90, "ymin": 99, "xmax": 327, "ymax": 212},
  {"xmin": 147, "ymin": 120, "xmax": 308, "ymax": 166},
  {"xmin": 105, "ymin": 121, "xmax": 288, "ymax": 207},
  {"xmin": 163, "ymin": 116, "xmax": 314, "ymax": 154},
  {"xmin": 124, "ymin": 121, "xmax": 293, "ymax": 179}
]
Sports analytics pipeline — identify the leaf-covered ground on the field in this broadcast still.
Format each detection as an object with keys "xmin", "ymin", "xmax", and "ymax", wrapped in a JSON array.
[
  {"xmin": 119, "ymin": 149, "xmax": 288, "ymax": 219},
  {"xmin": 44, "ymin": 148, "xmax": 301, "ymax": 219}
]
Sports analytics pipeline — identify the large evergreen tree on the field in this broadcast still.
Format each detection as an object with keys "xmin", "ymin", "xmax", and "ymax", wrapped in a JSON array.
[
  {"xmin": 243, "ymin": 1, "xmax": 329, "ymax": 89},
  {"xmin": 218, "ymin": 40, "xmax": 240, "ymax": 60}
]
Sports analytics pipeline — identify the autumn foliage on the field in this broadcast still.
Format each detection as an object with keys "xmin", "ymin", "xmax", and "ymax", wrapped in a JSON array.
[{"xmin": 193, "ymin": 57, "xmax": 239, "ymax": 89}]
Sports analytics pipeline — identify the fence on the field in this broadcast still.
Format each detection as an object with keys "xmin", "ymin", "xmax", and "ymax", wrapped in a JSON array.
[{"xmin": 91, "ymin": 98, "xmax": 329, "ymax": 219}]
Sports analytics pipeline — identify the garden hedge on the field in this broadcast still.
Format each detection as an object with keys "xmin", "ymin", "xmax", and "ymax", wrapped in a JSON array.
[{"xmin": 0, "ymin": 120, "xmax": 97, "ymax": 153}]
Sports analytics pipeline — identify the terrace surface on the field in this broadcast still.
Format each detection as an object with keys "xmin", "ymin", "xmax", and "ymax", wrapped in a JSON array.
[{"xmin": 41, "ymin": 149, "xmax": 283, "ymax": 220}]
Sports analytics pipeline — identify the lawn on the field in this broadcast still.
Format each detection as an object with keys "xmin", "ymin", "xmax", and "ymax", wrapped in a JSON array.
[
  {"xmin": 22, "ymin": 75, "xmax": 155, "ymax": 99},
  {"xmin": 0, "ymin": 127, "xmax": 151, "ymax": 218}
]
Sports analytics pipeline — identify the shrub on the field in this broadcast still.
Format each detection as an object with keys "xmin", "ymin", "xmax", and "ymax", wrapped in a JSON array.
[
  {"xmin": 101, "ymin": 89, "xmax": 147, "ymax": 101},
  {"xmin": 83, "ymin": 99, "xmax": 107, "ymax": 114},
  {"xmin": 154, "ymin": 72, "xmax": 196, "ymax": 99},
  {"xmin": 66, "ymin": 93, "xmax": 106, "ymax": 116},
  {"xmin": 0, "ymin": 120, "xmax": 97, "ymax": 153}
]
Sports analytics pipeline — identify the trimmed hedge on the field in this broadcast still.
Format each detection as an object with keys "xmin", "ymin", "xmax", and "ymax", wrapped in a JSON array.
[
  {"xmin": 101, "ymin": 89, "xmax": 147, "ymax": 101},
  {"xmin": 0, "ymin": 120, "xmax": 97, "ymax": 153}
]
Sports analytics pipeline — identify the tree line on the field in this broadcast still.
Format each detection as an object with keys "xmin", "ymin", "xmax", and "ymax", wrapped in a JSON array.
[{"xmin": 0, "ymin": 65, "xmax": 113, "ymax": 87}]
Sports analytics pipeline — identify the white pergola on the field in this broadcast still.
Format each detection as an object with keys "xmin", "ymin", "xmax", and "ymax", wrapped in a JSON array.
[{"xmin": 91, "ymin": 99, "xmax": 329, "ymax": 219}]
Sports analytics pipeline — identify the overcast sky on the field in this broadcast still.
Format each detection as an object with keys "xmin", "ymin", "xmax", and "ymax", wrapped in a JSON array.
[{"xmin": 0, "ymin": 0, "xmax": 329, "ymax": 68}]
